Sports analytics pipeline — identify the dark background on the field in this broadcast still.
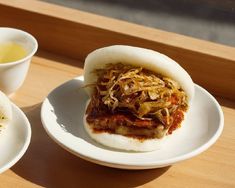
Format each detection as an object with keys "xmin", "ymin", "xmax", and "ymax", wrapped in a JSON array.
[{"xmin": 43, "ymin": 0, "xmax": 235, "ymax": 47}]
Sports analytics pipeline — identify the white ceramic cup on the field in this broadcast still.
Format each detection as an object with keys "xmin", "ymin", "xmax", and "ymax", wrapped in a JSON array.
[{"xmin": 0, "ymin": 27, "xmax": 38, "ymax": 95}]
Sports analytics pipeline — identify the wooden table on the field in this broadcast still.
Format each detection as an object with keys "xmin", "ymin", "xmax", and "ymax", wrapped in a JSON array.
[{"xmin": 0, "ymin": 1, "xmax": 235, "ymax": 187}]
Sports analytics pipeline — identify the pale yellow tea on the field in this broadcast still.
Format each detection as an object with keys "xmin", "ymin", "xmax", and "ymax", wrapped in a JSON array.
[{"xmin": 0, "ymin": 42, "xmax": 27, "ymax": 64}]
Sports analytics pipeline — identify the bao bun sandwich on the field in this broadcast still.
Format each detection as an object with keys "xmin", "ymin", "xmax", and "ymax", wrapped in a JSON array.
[
  {"xmin": 0, "ymin": 90, "xmax": 12, "ymax": 134},
  {"xmin": 83, "ymin": 45, "xmax": 194, "ymax": 151}
]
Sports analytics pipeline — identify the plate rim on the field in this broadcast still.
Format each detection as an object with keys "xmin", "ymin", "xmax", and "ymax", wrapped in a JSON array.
[
  {"xmin": 0, "ymin": 103, "xmax": 31, "ymax": 173},
  {"xmin": 41, "ymin": 76, "xmax": 224, "ymax": 169}
]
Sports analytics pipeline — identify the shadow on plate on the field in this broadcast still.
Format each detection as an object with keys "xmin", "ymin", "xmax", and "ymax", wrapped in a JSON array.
[{"xmin": 11, "ymin": 103, "xmax": 170, "ymax": 187}]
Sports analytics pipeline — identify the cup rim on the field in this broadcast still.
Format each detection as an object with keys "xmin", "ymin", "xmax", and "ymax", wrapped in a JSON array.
[{"xmin": 0, "ymin": 27, "xmax": 38, "ymax": 66}]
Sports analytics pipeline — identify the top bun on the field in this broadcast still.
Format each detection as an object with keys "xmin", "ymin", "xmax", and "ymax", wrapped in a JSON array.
[{"xmin": 84, "ymin": 45, "xmax": 194, "ymax": 104}]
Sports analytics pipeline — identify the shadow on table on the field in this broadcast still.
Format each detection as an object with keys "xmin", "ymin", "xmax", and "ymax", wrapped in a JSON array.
[
  {"xmin": 216, "ymin": 97, "xmax": 235, "ymax": 109},
  {"xmin": 11, "ymin": 103, "xmax": 170, "ymax": 188}
]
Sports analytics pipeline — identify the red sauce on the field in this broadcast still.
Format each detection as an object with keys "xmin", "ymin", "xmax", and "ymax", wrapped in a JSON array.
[
  {"xmin": 168, "ymin": 110, "xmax": 184, "ymax": 134},
  {"xmin": 169, "ymin": 94, "xmax": 179, "ymax": 105}
]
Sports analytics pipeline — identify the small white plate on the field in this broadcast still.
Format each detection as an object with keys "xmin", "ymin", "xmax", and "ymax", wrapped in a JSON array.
[
  {"xmin": 0, "ymin": 103, "xmax": 31, "ymax": 173},
  {"xmin": 41, "ymin": 76, "xmax": 224, "ymax": 169}
]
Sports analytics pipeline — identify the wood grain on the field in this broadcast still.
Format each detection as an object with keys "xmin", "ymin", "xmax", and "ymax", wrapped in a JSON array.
[
  {"xmin": 0, "ymin": 51, "xmax": 234, "ymax": 188},
  {"xmin": 0, "ymin": 1, "xmax": 234, "ymax": 187},
  {"xmin": 0, "ymin": 0, "xmax": 235, "ymax": 100}
]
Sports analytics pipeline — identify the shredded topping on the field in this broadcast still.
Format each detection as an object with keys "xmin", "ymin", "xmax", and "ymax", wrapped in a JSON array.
[{"xmin": 89, "ymin": 63, "xmax": 188, "ymax": 129}]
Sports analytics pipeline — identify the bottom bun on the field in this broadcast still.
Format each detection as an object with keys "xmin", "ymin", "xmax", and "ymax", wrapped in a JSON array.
[{"xmin": 83, "ymin": 115, "xmax": 166, "ymax": 152}]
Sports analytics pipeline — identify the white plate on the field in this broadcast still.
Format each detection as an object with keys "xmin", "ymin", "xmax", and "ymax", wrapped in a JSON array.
[
  {"xmin": 41, "ymin": 76, "xmax": 224, "ymax": 169},
  {"xmin": 0, "ymin": 103, "xmax": 31, "ymax": 173}
]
